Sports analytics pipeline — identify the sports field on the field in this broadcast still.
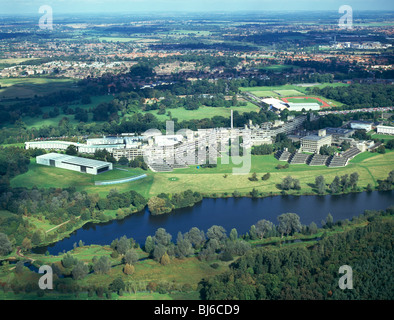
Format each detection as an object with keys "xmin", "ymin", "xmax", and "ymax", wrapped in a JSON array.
[
  {"xmin": 281, "ymin": 96, "xmax": 330, "ymax": 107},
  {"xmin": 241, "ymin": 83, "xmax": 346, "ymax": 107}
]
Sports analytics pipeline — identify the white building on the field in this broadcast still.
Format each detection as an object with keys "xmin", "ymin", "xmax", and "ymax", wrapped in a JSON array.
[
  {"xmin": 287, "ymin": 102, "xmax": 320, "ymax": 112},
  {"xmin": 36, "ymin": 153, "xmax": 113, "ymax": 175},
  {"xmin": 350, "ymin": 121, "xmax": 373, "ymax": 131},
  {"xmin": 376, "ymin": 125, "xmax": 394, "ymax": 135}
]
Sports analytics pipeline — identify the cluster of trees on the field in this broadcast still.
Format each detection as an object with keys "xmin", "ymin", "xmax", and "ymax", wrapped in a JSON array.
[
  {"xmin": 143, "ymin": 225, "xmax": 251, "ymax": 265},
  {"xmin": 280, "ymin": 176, "xmax": 301, "ymax": 191},
  {"xmin": 0, "ymin": 147, "xmax": 31, "ymax": 193},
  {"xmin": 309, "ymin": 84, "xmax": 394, "ymax": 109},
  {"xmin": 147, "ymin": 190, "xmax": 203, "ymax": 215},
  {"xmin": 329, "ymin": 172, "xmax": 360, "ymax": 194},
  {"xmin": 377, "ymin": 170, "xmax": 394, "ymax": 191},
  {"xmin": 200, "ymin": 208, "xmax": 394, "ymax": 300},
  {"xmin": 0, "ymin": 186, "xmax": 147, "ymax": 247}
]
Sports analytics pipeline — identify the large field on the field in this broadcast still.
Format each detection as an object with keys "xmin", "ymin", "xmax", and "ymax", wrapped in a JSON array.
[
  {"xmin": 139, "ymin": 102, "xmax": 260, "ymax": 122},
  {"xmin": 0, "ymin": 77, "xmax": 77, "ymax": 100},
  {"xmin": 11, "ymin": 150, "xmax": 394, "ymax": 199},
  {"xmin": 1, "ymin": 95, "xmax": 113, "ymax": 129},
  {"xmin": 11, "ymin": 159, "xmax": 153, "ymax": 198}
]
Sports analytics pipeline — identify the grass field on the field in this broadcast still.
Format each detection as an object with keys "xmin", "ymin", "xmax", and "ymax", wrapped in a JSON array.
[
  {"xmin": 11, "ymin": 150, "xmax": 394, "ymax": 199},
  {"xmin": 2, "ymin": 95, "xmax": 113, "ymax": 129},
  {"xmin": 0, "ymin": 77, "xmax": 77, "ymax": 100},
  {"xmin": 139, "ymin": 103, "xmax": 260, "ymax": 121},
  {"xmin": 10, "ymin": 159, "xmax": 153, "ymax": 198}
]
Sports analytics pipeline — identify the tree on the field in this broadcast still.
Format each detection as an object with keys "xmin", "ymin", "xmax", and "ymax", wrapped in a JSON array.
[
  {"xmin": 229, "ymin": 228, "xmax": 238, "ymax": 241},
  {"xmin": 324, "ymin": 213, "xmax": 334, "ymax": 228},
  {"xmin": 315, "ymin": 175, "xmax": 326, "ymax": 194},
  {"xmin": 72, "ymin": 260, "xmax": 89, "ymax": 280},
  {"xmin": 206, "ymin": 225, "xmax": 227, "ymax": 243},
  {"xmin": 124, "ymin": 249, "xmax": 139, "ymax": 265},
  {"xmin": 93, "ymin": 256, "xmax": 111, "ymax": 274},
  {"xmin": 250, "ymin": 188, "xmax": 259, "ymax": 198},
  {"xmin": 0, "ymin": 233, "xmax": 12, "ymax": 256},
  {"xmin": 175, "ymin": 232, "xmax": 193, "ymax": 259},
  {"xmin": 116, "ymin": 235, "xmax": 131, "ymax": 255},
  {"xmin": 110, "ymin": 277, "xmax": 126, "ymax": 294},
  {"xmin": 255, "ymin": 220, "xmax": 274, "ymax": 239},
  {"xmin": 118, "ymin": 156, "xmax": 129, "ymax": 166},
  {"xmin": 31, "ymin": 229, "xmax": 45, "ymax": 245},
  {"xmin": 277, "ymin": 213, "xmax": 302, "ymax": 237},
  {"xmin": 248, "ymin": 172, "xmax": 258, "ymax": 181},
  {"xmin": 61, "ymin": 253, "xmax": 78, "ymax": 269},
  {"xmin": 153, "ymin": 228, "xmax": 172, "ymax": 247},
  {"xmin": 308, "ymin": 222, "xmax": 318, "ymax": 235},
  {"xmin": 330, "ymin": 176, "xmax": 341, "ymax": 194},
  {"xmin": 160, "ymin": 252, "xmax": 171, "ymax": 266},
  {"xmin": 65, "ymin": 145, "xmax": 78, "ymax": 156},
  {"xmin": 184, "ymin": 227, "xmax": 206, "ymax": 249},
  {"xmin": 123, "ymin": 263, "xmax": 135, "ymax": 275},
  {"xmin": 144, "ymin": 236, "xmax": 155, "ymax": 254},
  {"xmin": 349, "ymin": 172, "xmax": 359, "ymax": 190}
]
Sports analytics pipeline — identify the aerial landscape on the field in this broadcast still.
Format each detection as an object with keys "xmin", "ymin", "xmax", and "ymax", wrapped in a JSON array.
[{"xmin": 0, "ymin": 0, "xmax": 393, "ymax": 306}]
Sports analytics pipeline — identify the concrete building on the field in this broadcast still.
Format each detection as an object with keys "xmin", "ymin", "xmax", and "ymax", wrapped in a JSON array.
[
  {"xmin": 300, "ymin": 129, "xmax": 332, "ymax": 153},
  {"xmin": 376, "ymin": 125, "xmax": 394, "ymax": 135},
  {"xmin": 36, "ymin": 153, "xmax": 113, "ymax": 175},
  {"xmin": 350, "ymin": 121, "xmax": 373, "ymax": 131},
  {"xmin": 287, "ymin": 102, "xmax": 320, "ymax": 112}
]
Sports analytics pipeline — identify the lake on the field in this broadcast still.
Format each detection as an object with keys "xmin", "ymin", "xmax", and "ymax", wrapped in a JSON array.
[{"xmin": 34, "ymin": 190, "xmax": 393, "ymax": 255}]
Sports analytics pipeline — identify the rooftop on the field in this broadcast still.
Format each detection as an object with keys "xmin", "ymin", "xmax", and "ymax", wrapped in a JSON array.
[{"xmin": 37, "ymin": 153, "xmax": 112, "ymax": 168}]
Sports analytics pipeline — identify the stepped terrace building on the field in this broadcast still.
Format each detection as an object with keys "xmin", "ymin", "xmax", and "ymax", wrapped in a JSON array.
[{"xmin": 36, "ymin": 153, "xmax": 113, "ymax": 175}]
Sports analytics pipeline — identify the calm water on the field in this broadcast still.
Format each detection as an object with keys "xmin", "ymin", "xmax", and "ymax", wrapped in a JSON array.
[{"xmin": 34, "ymin": 191, "xmax": 393, "ymax": 255}]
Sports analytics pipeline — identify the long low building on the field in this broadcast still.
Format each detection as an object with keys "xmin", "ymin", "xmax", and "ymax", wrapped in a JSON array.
[
  {"xmin": 36, "ymin": 153, "xmax": 113, "ymax": 175},
  {"xmin": 376, "ymin": 125, "xmax": 394, "ymax": 135}
]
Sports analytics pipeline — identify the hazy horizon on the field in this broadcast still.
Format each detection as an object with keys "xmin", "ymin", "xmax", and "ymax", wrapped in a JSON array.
[{"xmin": 1, "ymin": 0, "xmax": 394, "ymax": 15}]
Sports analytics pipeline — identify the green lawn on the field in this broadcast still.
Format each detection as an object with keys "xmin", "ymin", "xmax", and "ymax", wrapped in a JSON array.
[
  {"xmin": 10, "ymin": 159, "xmax": 154, "ymax": 198},
  {"xmin": 10, "ymin": 150, "xmax": 394, "ymax": 199},
  {"xmin": 138, "ymin": 103, "xmax": 259, "ymax": 122}
]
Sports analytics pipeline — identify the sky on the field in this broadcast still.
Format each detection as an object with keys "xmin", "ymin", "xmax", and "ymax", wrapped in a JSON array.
[{"xmin": 1, "ymin": 0, "xmax": 394, "ymax": 15}]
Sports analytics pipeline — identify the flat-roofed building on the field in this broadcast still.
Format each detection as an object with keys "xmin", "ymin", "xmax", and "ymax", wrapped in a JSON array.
[
  {"xmin": 376, "ymin": 125, "xmax": 394, "ymax": 135},
  {"xmin": 25, "ymin": 140, "xmax": 80, "ymax": 151},
  {"xmin": 36, "ymin": 153, "xmax": 113, "ymax": 175},
  {"xmin": 300, "ymin": 130, "xmax": 332, "ymax": 153},
  {"xmin": 287, "ymin": 102, "xmax": 320, "ymax": 112},
  {"xmin": 350, "ymin": 121, "xmax": 373, "ymax": 131},
  {"xmin": 112, "ymin": 148, "xmax": 144, "ymax": 161}
]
